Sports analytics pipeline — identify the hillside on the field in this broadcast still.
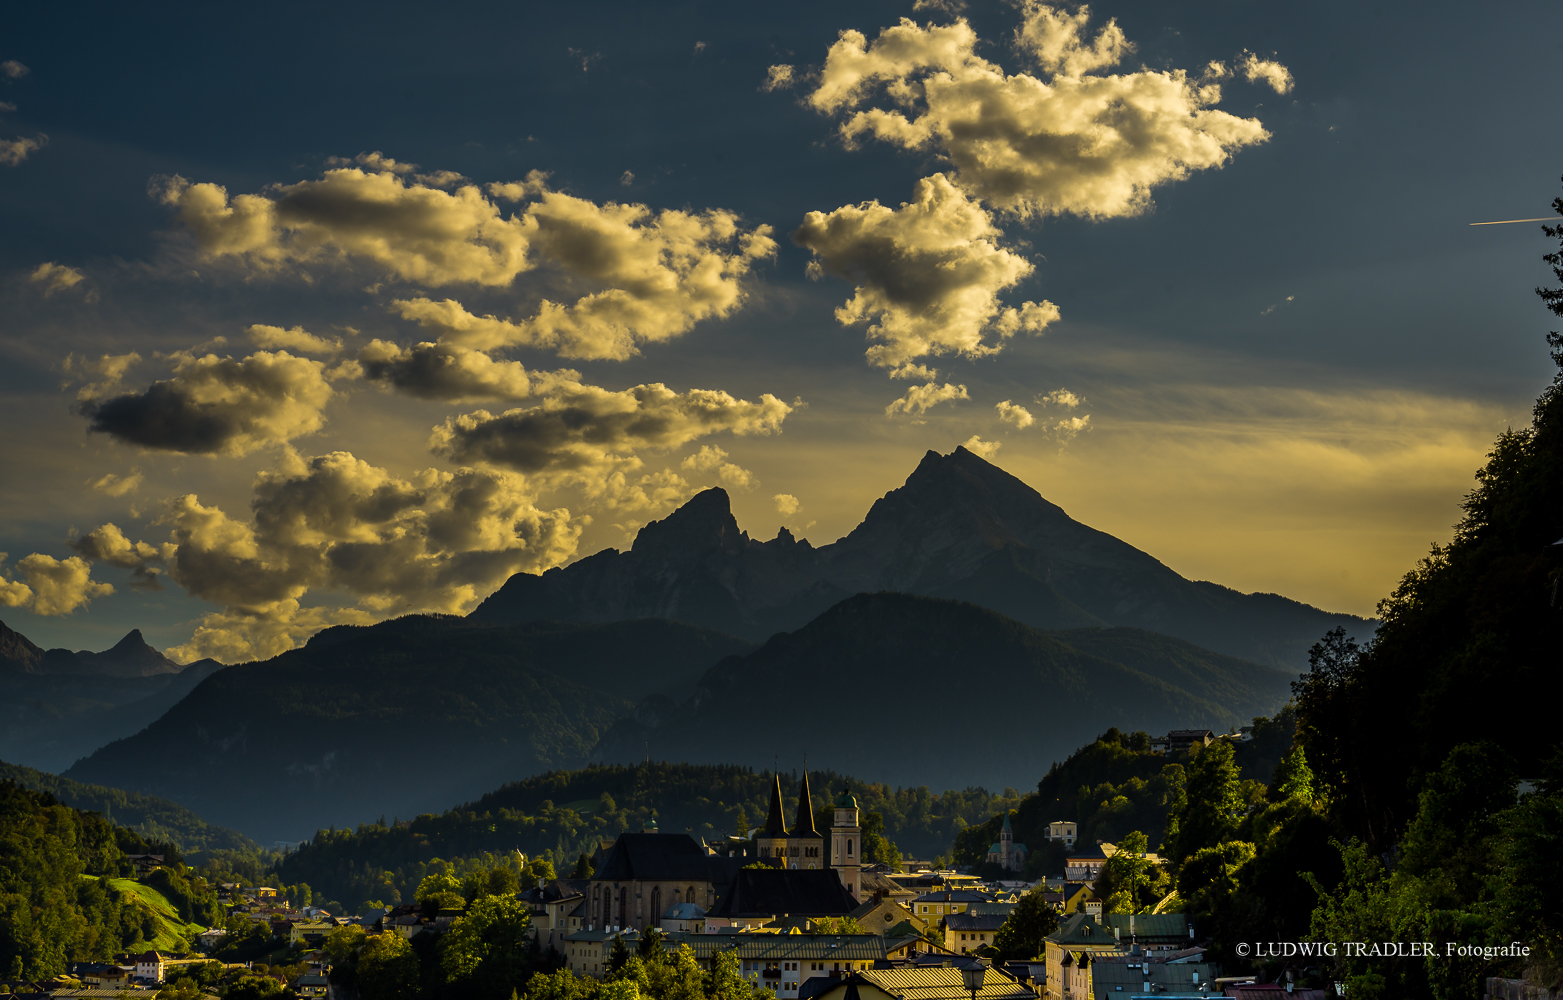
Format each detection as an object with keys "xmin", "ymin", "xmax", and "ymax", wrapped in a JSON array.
[
  {"xmin": 0, "ymin": 781, "xmax": 220, "ymax": 979},
  {"xmin": 268, "ymin": 761, "xmax": 1020, "ymax": 912},
  {"xmin": 591, "ymin": 592, "xmax": 1294, "ymax": 792},
  {"xmin": 0, "ymin": 758, "xmax": 258, "ymax": 854},
  {"xmin": 0, "ymin": 620, "xmax": 226, "ymax": 772},
  {"xmin": 63, "ymin": 616, "xmax": 754, "ymax": 844},
  {"xmin": 471, "ymin": 448, "xmax": 1369, "ymax": 671}
]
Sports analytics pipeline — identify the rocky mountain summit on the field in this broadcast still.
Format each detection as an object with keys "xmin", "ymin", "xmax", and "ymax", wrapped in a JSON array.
[
  {"xmin": 472, "ymin": 446, "xmax": 1368, "ymax": 670},
  {"xmin": 0, "ymin": 621, "xmax": 183, "ymax": 678}
]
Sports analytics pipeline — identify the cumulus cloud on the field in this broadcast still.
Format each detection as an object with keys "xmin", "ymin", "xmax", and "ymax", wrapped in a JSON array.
[
  {"xmin": 484, "ymin": 187, "xmax": 776, "ymax": 359},
  {"xmin": 794, "ymin": 174, "xmax": 1058, "ymax": 367},
  {"xmin": 805, "ymin": 8, "xmax": 1272, "ymax": 218},
  {"xmin": 1037, "ymin": 387, "xmax": 1082, "ymax": 408},
  {"xmin": 82, "ymin": 452, "xmax": 582, "ymax": 662},
  {"xmin": 430, "ymin": 382, "xmax": 794, "ymax": 501},
  {"xmin": 30, "ymin": 262, "xmax": 84, "ymax": 296},
  {"xmin": 884, "ymin": 381, "xmax": 968, "ymax": 417},
  {"xmin": 889, "ymin": 362, "xmax": 939, "ymax": 380},
  {"xmin": 773, "ymin": 493, "xmax": 801, "ymax": 516},
  {"xmin": 64, "ymin": 351, "xmax": 142, "ymax": 402},
  {"xmin": 1, "ymin": 134, "xmax": 46, "ymax": 166},
  {"xmin": 680, "ymin": 445, "xmax": 758, "ymax": 491},
  {"xmin": 325, "ymin": 150, "xmax": 417, "ymax": 174},
  {"xmin": 0, "ymin": 553, "xmax": 114, "ymax": 615},
  {"xmin": 153, "ymin": 167, "xmax": 534, "ymax": 285},
  {"xmin": 1034, "ymin": 388, "xmax": 1089, "ymax": 440},
  {"xmin": 1052, "ymin": 413, "xmax": 1091, "ymax": 441},
  {"xmin": 762, "ymin": 65, "xmax": 796, "ymax": 91},
  {"xmin": 247, "ymin": 323, "xmax": 343, "ymax": 355},
  {"xmin": 3, "ymin": 61, "xmax": 31, "ymax": 78},
  {"xmin": 1240, "ymin": 52, "xmax": 1294, "ymax": 94},
  {"xmin": 87, "ymin": 469, "xmax": 144, "ymax": 497},
  {"xmin": 960, "ymin": 435, "xmax": 1001, "ymax": 458},
  {"xmin": 358, "ymin": 340, "xmax": 558, "ymax": 402},
  {"xmin": 155, "ymin": 163, "xmax": 773, "ymax": 357},
  {"xmin": 81, "ymin": 350, "xmax": 346, "ymax": 456},
  {"xmin": 70, "ymin": 523, "xmax": 170, "ymax": 590},
  {"xmin": 996, "ymin": 399, "xmax": 1035, "ymax": 428}
]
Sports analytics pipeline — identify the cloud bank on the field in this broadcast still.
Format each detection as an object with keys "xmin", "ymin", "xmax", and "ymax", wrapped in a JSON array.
[
  {"xmin": 794, "ymin": 174, "xmax": 1057, "ymax": 367},
  {"xmin": 82, "ymin": 350, "xmax": 351, "ymax": 456},
  {"xmin": 805, "ymin": 5, "xmax": 1276, "ymax": 218}
]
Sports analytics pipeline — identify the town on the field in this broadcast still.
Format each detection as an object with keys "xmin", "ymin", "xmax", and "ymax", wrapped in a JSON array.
[{"xmin": 1, "ymin": 729, "xmax": 1299, "ymax": 1000}]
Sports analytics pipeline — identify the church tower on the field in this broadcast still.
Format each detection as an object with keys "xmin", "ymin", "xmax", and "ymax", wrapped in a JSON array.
[
  {"xmin": 830, "ymin": 787, "xmax": 861, "ymax": 898},
  {"xmin": 754, "ymin": 772, "xmax": 789, "ymax": 863},
  {"xmin": 790, "ymin": 770, "xmax": 824, "ymax": 869}
]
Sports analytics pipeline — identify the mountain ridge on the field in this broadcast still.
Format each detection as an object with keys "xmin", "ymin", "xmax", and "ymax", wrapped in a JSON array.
[
  {"xmin": 590, "ymin": 591, "xmax": 1296, "ymax": 792},
  {"xmin": 471, "ymin": 447, "xmax": 1368, "ymax": 669}
]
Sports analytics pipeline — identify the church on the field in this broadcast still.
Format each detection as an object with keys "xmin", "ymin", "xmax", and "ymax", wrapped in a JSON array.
[
  {"xmin": 753, "ymin": 770, "xmax": 862, "ymax": 899},
  {"xmin": 985, "ymin": 811, "xmax": 1027, "ymax": 872}
]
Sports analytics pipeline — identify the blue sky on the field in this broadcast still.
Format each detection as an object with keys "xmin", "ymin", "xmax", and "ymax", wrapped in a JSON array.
[{"xmin": 2, "ymin": 0, "xmax": 1559, "ymax": 659}]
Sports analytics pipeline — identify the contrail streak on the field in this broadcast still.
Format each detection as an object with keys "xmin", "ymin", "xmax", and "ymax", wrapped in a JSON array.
[{"xmin": 1468, "ymin": 217, "xmax": 1556, "ymax": 226}]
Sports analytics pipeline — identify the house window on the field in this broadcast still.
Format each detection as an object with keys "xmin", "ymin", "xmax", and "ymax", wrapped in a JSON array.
[{"xmin": 847, "ymin": 839, "xmax": 853, "ymax": 856}]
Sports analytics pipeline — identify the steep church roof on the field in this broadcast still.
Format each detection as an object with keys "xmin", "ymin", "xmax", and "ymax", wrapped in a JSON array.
[
  {"xmin": 593, "ymin": 832, "xmax": 720, "ymax": 882},
  {"xmin": 707, "ymin": 868, "xmax": 856, "ymax": 918},
  {"xmin": 764, "ymin": 773, "xmax": 788, "ymax": 835},
  {"xmin": 791, "ymin": 770, "xmax": 822, "ymax": 838}
]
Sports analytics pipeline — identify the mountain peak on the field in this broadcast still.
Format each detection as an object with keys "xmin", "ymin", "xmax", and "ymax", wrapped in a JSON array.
[
  {"xmin": 630, "ymin": 487, "xmax": 744, "ymax": 558},
  {"xmin": 107, "ymin": 628, "xmax": 151, "ymax": 653},
  {"xmin": 0, "ymin": 619, "xmax": 45, "ymax": 673}
]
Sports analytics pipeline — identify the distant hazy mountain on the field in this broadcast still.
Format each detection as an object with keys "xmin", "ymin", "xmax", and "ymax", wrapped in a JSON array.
[
  {"xmin": 0, "ymin": 757, "xmax": 259, "ymax": 854},
  {"xmin": 0, "ymin": 619, "xmax": 226, "ymax": 772},
  {"xmin": 471, "ymin": 447, "xmax": 1368, "ymax": 671},
  {"xmin": 1, "ymin": 621, "xmax": 184, "ymax": 677},
  {"xmin": 591, "ymin": 592, "xmax": 1296, "ymax": 792},
  {"xmin": 64, "ymin": 616, "xmax": 755, "ymax": 843}
]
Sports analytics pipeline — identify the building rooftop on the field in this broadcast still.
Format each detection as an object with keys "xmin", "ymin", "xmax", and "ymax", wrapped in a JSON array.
[
  {"xmin": 594, "ymin": 832, "xmax": 726, "ymax": 882},
  {"xmin": 857, "ymin": 965, "xmax": 1037, "ymax": 1000},
  {"xmin": 708, "ymin": 868, "xmax": 857, "ymax": 919}
]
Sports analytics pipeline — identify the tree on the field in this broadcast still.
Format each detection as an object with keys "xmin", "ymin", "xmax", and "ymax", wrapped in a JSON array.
[
  {"xmin": 571, "ymin": 855, "xmax": 594, "ymax": 880},
  {"xmin": 991, "ymin": 888, "xmax": 1059, "ymax": 960},
  {"xmin": 664, "ymin": 945, "xmax": 705, "ymax": 1000},
  {"xmin": 154, "ymin": 979, "xmax": 206, "ymax": 1000},
  {"xmin": 224, "ymin": 976, "xmax": 284, "ymax": 1000},
  {"xmin": 1176, "ymin": 841, "xmax": 1255, "ymax": 908},
  {"xmin": 861, "ymin": 812, "xmax": 902, "ymax": 870},
  {"xmin": 525, "ymin": 968, "xmax": 599, "ymax": 1000},
  {"xmin": 637, "ymin": 927, "xmax": 666, "ymax": 965},
  {"xmin": 1095, "ymin": 831, "xmax": 1168, "ymax": 914},
  {"xmin": 601, "ymin": 980, "xmax": 642, "ymax": 1000},
  {"xmin": 709, "ymin": 948, "xmax": 771, "ymax": 1000},
  {"xmin": 809, "ymin": 917, "xmax": 865, "ymax": 934},
  {"xmin": 358, "ymin": 932, "xmax": 419, "ymax": 1000},
  {"xmin": 608, "ymin": 935, "xmax": 631, "ymax": 975},
  {"xmin": 523, "ymin": 858, "xmax": 557, "ymax": 891},
  {"xmin": 1491, "ymin": 777, "xmax": 1563, "ymax": 983},
  {"xmin": 442, "ymin": 894, "xmax": 533, "ymax": 998},
  {"xmin": 1165, "ymin": 741, "xmax": 1242, "ymax": 865},
  {"xmin": 1269, "ymin": 746, "xmax": 1314, "ymax": 804},
  {"xmin": 416, "ymin": 872, "xmax": 465, "ymax": 911}
]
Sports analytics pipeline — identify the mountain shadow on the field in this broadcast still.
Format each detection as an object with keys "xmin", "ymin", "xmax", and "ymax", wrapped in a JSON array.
[
  {"xmin": 590, "ymin": 591, "xmax": 1295, "ymax": 792},
  {"xmin": 470, "ymin": 447, "xmax": 1368, "ymax": 670},
  {"xmin": 0, "ymin": 619, "xmax": 226, "ymax": 772},
  {"xmin": 63, "ymin": 615, "xmax": 754, "ymax": 844}
]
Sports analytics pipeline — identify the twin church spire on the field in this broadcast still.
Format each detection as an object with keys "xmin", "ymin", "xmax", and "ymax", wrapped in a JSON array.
[
  {"xmin": 762, "ymin": 767, "xmax": 820, "ymax": 838},
  {"xmin": 754, "ymin": 767, "xmax": 861, "ymax": 897}
]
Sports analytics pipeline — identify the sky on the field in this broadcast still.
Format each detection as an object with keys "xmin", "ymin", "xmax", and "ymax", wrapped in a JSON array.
[{"xmin": 1, "ymin": 0, "xmax": 1559, "ymax": 662}]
